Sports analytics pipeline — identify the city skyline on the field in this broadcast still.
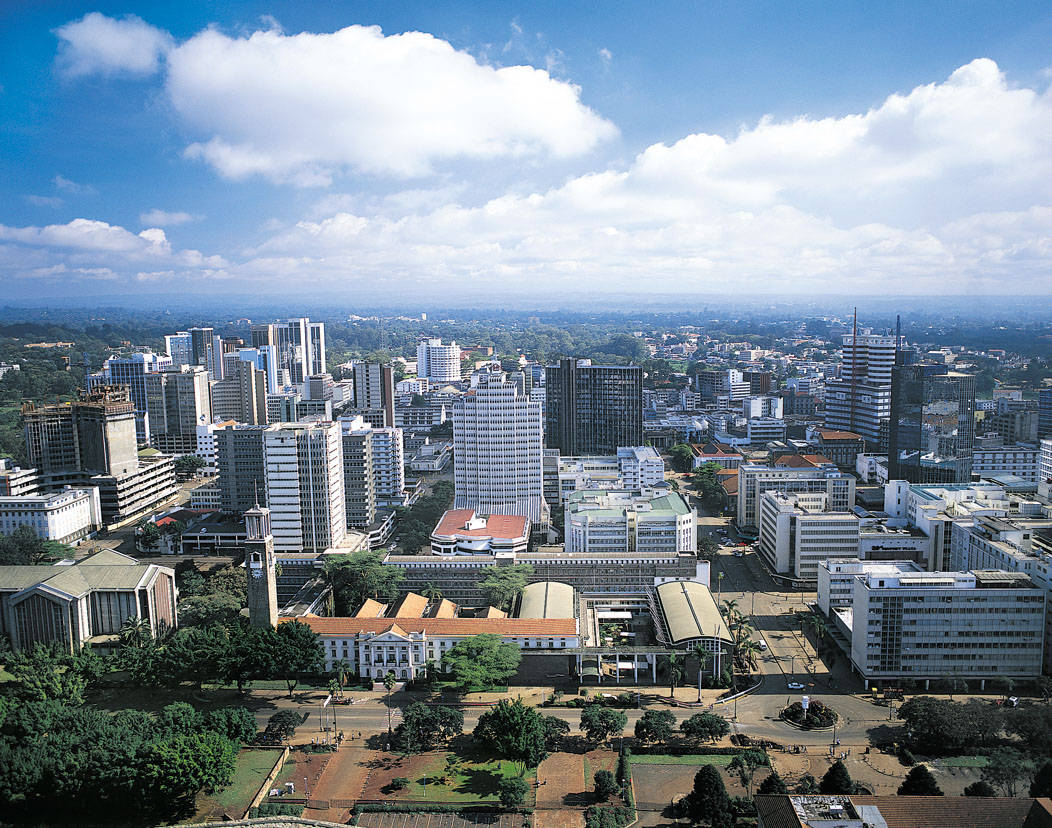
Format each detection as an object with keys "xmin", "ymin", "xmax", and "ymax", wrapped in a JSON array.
[{"xmin": 2, "ymin": 2, "xmax": 1052, "ymax": 302}]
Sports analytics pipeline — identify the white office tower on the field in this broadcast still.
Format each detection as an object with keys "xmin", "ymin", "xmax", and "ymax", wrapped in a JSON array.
[
  {"xmin": 824, "ymin": 331, "xmax": 896, "ymax": 450},
  {"xmin": 417, "ymin": 337, "xmax": 462, "ymax": 383},
  {"xmin": 250, "ymin": 318, "xmax": 326, "ymax": 386},
  {"xmin": 263, "ymin": 422, "xmax": 345, "ymax": 552},
  {"xmin": 453, "ymin": 370, "xmax": 546, "ymax": 525},
  {"xmin": 370, "ymin": 425, "xmax": 405, "ymax": 506},
  {"xmin": 164, "ymin": 332, "xmax": 192, "ymax": 367}
]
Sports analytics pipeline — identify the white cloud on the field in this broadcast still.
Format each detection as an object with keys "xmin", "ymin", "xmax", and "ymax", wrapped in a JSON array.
[
  {"xmin": 55, "ymin": 12, "xmax": 172, "ymax": 78},
  {"xmin": 53, "ymin": 175, "xmax": 96, "ymax": 195},
  {"xmin": 26, "ymin": 195, "xmax": 64, "ymax": 208},
  {"xmin": 140, "ymin": 209, "xmax": 203, "ymax": 226},
  {"xmin": 244, "ymin": 59, "xmax": 1052, "ymax": 295},
  {"xmin": 598, "ymin": 48, "xmax": 612, "ymax": 65}
]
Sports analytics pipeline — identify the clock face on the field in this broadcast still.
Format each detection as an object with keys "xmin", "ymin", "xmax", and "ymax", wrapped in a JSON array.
[{"xmin": 251, "ymin": 568, "xmax": 263, "ymax": 578}]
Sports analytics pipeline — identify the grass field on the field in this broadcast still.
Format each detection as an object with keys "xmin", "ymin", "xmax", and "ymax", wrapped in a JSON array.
[
  {"xmin": 628, "ymin": 754, "xmax": 735, "ymax": 766},
  {"xmin": 937, "ymin": 756, "xmax": 989, "ymax": 768},
  {"xmin": 195, "ymin": 749, "xmax": 282, "ymax": 821},
  {"xmin": 363, "ymin": 752, "xmax": 534, "ymax": 804}
]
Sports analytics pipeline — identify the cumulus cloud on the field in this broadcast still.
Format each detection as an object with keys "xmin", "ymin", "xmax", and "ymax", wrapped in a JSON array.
[
  {"xmin": 140, "ymin": 209, "xmax": 203, "ymax": 226},
  {"xmin": 245, "ymin": 59, "xmax": 1052, "ymax": 295},
  {"xmin": 55, "ymin": 12, "xmax": 172, "ymax": 78}
]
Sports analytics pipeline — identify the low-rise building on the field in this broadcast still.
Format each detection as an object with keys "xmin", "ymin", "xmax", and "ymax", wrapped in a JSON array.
[
  {"xmin": 807, "ymin": 427, "xmax": 866, "ymax": 470},
  {"xmin": 564, "ymin": 488, "xmax": 696, "ymax": 557},
  {"xmin": 689, "ymin": 441, "xmax": 744, "ymax": 470},
  {"xmin": 972, "ymin": 443, "xmax": 1040, "ymax": 483},
  {"xmin": 0, "ymin": 460, "xmax": 40, "ymax": 497},
  {"xmin": 737, "ymin": 462, "xmax": 855, "ymax": 533},
  {"xmin": 0, "ymin": 549, "xmax": 177, "ymax": 652},
  {"xmin": 0, "ymin": 487, "xmax": 102, "ymax": 545},
  {"xmin": 430, "ymin": 510, "xmax": 530, "ymax": 556}
]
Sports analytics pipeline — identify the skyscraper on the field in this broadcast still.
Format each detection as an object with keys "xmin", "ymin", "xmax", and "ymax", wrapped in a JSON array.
[
  {"xmin": 90, "ymin": 351, "xmax": 172, "ymax": 443},
  {"xmin": 416, "ymin": 338, "xmax": 462, "ymax": 383},
  {"xmin": 210, "ymin": 359, "xmax": 268, "ymax": 424},
  {"xmin": 545, "ymin": 358, "xmax": 643, "ymax": 455},
  {"xmin": 263, "ymin": 421, "xmax": 345, "ymax": 552},
  {"xmin": 189, "ymin": 327, "xmax": 222, "ymax": 379},
  {"xmin": 824, "ymin": 330, "xmax": 896, "ymax": 450},
  {"xmin": 250, "ymin": 318, "xmax": 326, "ymax": 386},
  {"xmin": 145, "ymin": 365, "xmax": 212, "ymax": 455},
  {"xmin": 1039, "ymin": 388, "xmax": 1052, "ymax": 440},
  {"xmin": 164, "ymin": 332, "xmax": 192, "ymax": 367},
  {"xmin": 888, "ymin": 366, "xmax": 976, "ymax": 484},
  {"xmin": 454, "ymin": 370, "xmax": 546, "ymax": 524},
  {"xmin": 351, "ymin": 361, "xmax": 395, "ymax": 426},
  {"xmin": 339, "ymin": 417, "xmax": 376, "ymax": 528}
]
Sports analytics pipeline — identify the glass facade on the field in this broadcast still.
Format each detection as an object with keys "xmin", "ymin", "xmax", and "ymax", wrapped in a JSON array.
[{"xmin": 889, "ymin": 366, "xmax": 975, "ymax": 484}]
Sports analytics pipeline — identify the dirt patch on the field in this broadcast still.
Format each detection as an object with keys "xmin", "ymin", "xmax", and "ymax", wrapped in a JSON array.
[
  {"xmin": 537, "ymin": 752, "xmax": 587, "ymax": 808},
  {"xmin": 357, "ymin": 813, "xmax": 525, "ymax": 828},
  {"xmin": 301, "ymin": 747, "xmax": 377, "ymax": 823},
  {"xmin": 535, "ymin": 811, "xmax": 584, "ymax": 828}
]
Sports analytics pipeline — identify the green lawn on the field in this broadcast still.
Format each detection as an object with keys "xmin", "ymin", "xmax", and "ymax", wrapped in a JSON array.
[
  {"xmin": 628, "ymin": 754, "xmax": 735, "ymax": 766},
  {"xmin": 385, "ymin": 755, "xmax": 534, "ymax": 804},
  {"xmin": 937, "ymin": 756, "xmax": 989, "ymax": 768},
  {"xmin": 211, "ymin": 749, "xmax": 283, "ymax": 814}
]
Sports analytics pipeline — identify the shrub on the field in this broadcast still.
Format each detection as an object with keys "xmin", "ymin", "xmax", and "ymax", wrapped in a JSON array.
[
  {"xmin": 782, "ymin": 700, "xmax": 837, "ymax": 729},
  {"xmin": 898, "ymin": 747, "xmax": 916, "ymax": 767},
  {"xmin": 499, "ymin": 777, "xmax": 530, "ymax": 808},
  {"xmin": 391, "ymin": 777, "xmax": 409, "ymax": 790},
  {"xmin": 594, "ymin": 770, "xmax": 619, "ymax": 801},
  {"xmin": 584, "ymin": 805, "xmax": 634, "ymax": 828},
  {"xmin": 252, "ymin": 802, "xmax": 305, "ymax": 817}
]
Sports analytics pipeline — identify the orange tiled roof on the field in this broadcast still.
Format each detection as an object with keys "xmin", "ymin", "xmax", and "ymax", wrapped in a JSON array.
[
  {"xmin": 432, "ymin": 598, "xmax": 458, "ymax": 618},
  {"xmin": 287, "ymin": 616, "xmax": 576, "ymax": 637},
  {"xmin": 433, "ymin": 509, "xmax": 529, "ymax": 540},
  {"xmin": 775, "ymin": 453, "xmax": 833, "ymax": 468},
  {"xmin": 393, "ymin": 592, "xmax": 430, "ymax": 618},
  {"xmin": 814, "ymin": 429, "xmax": 863, "ymax": 441},
  {"xmin": 354, "ymin": 598, "xmax": 387, "ymax": 618},
  {"xmin": 850, "ymin": 796, "xmax": 1035, "ymax": 828}
]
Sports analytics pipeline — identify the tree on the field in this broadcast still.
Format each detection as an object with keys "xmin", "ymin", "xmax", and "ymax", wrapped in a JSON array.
[
  {"xmin": 681, "ymin": 712, "xmax": 730, "ymax": 744},
  {"xmin": 694, "ymin": 462, "xmax": 724, "ymax": 504},
  {"xmin": 178, "ymin": 592, "xmax": 243, "ymax": 627},
  {"xmin": 794, "ymin": 773, "xmax": 820, "ymax": 794},
  {"xmin": 686, "ymin": 764, "xmax": 731, "ymax": 827},
  {"xmin": 963, "ymin": 780, "xmax": 997, "ymax": 797},
  {"xmin": 159, "ymin": 702, "xmax": 204, "ymax": 735},
  {"xmin": 222, "ymin": 625, "xmax": 277, "ymax": 693},
  {"xmin": 820, "ymin": 760, "xmax": 854, "ymax": 794},
  {"xmin": 581, "ymin": 703, "xmax": 627, "ymax": 746},
  {"xmin": 478, "ymin": 564, "xmax": 534, "ymax": 611},
  {"xmin": 383, "ymin": 671, "xmax": 397, "ymax": 735},
  {"xmin": 542, "ymin": 715, "xmax": 570, "ymax": 751},
  {"xmin": 665, "ymin": 652, "xmax": 686, "ymax": 698},
  {"xmin": 634, "ymin": 709, "xmax": 676, "ymax": 745},
  {"xmin": 264, "ymin": 710, "xmax": 305, "ymax": 744},
  {"xmin": 174, "ymin": 454, "xmax": 205, "ymax": 479},
  {"xmin": 205, "ymin": 707, "xmax": 258, "ymax": 743},
  {"xmin": 0, "ymin": 525, "xmax": 64, "ymax": 565},
  {"xmin": 669, "ymin": 444, "xmax": 694, "ymax": 473},
  {"xmin": 728, "ymin": 751, "xmax": 767, "ymax": 797},
  {"xmin": 396, "ymin": 702, "xmax": 463, "ymax": 752},
  {"xmin": 474, "ymin": 699, "xmax": 548, "ymax": 772},
  {"xmin": 1030, "ymin": 761, "xmax": 1052, "ymax": 798},
  {"xmin": 757, "ymin": 771, "xmax": 788, "ymax": 795},
  {"xmin": 443, "ymin": 634, "xmax": 522, "ymax": 691},
  {"xmin": 1008, "ymin": 705, "xmax": 1052, "ymax": 755},
  {"xmin": 324, "ymin": 551, "xmax": 405, "ymax": 615},
  {"xmin": 897, "ymin": 765, "xmax": 943, "ymax": 796},
  {"xmin": 499, "ymin": 776, "xmax": 529, "ymax": 807},
  {"xmin": 594, "ymin": 770, "xmax": 619, "ymax": 801},
  {"xmin": 139, "ymin": 731, "xmax": 237, "ymax": 810},
  {"xmin": 7, "ymin": 642, "xmax": 101, "ymax": 705},
  {"xmin": 981, "ymin": 748, "xmax": 1031, "ymax": 797},
  {"xmin": 273, "ymin": 620, "xmax": 323, "ymax": 696}
]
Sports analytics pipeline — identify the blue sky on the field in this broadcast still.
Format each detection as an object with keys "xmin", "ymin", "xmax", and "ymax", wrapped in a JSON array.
[{"xmin": 2, "ymin": 1, "xmax": 1052, "ymax": 303}]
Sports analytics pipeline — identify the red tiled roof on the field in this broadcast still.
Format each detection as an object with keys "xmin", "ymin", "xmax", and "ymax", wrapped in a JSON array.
[
  {"xmin": 393, "ymin": 592, "xmax": 430, "ymax": 618},
  {"xmin": 432, "ymin": 509, "xmax": 529, "ymax": 540},
  {"xmin": 690, "ymin": 441, "xmax": 742, "ymax": 457},
  {"xmin": 850, "ymin": 796, "xmax": 1035, "ymax": 828},
  {"xmin": 814, "ymin": 429, "xmax": 863, "ymax": 441},
  {"xmin": 775, "ymin": 454, "xmax": 833, "ymax": 468},
  {"xmin": 286, "ymin": 616, "xmax": 577, "ymax": 637}
]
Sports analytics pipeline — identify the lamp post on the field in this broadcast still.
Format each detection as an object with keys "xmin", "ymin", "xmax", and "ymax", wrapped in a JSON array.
[{"xmin": 717, "ymin": 571, "xmax": 724, "ymax": 603}]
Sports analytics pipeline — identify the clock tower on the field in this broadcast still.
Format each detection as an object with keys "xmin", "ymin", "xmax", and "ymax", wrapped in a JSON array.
[{"xmin": 245, "ymin": 504, "xmax": 278, "ymax": 628}]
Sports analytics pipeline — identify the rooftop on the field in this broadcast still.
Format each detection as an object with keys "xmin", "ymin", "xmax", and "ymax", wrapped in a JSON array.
[
  {"xmin": 432, "ymin": 509, "xmax": 530, "ymax": 540},
  {"xmin": 287, "ymin": 616, "xmax": 577, "ymax": 637},
  {"xmin": 655, "ymin": 580, "xmax": 731, "ymax": 645},
  {"xmin": 517, "ymin": 581, "xmax": 575, "ymax": 620}
]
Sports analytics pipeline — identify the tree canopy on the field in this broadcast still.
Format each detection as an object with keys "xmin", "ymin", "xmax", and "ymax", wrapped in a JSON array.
[
  {"xmin": 474, "ymin": 698, "xmax": 547, "ymax": 772},
  {"xmin": 443, "ymin": 634, "xmax": 522, "ymax": 691},
  {"xmin": 581, "ymin": 703, "xmax": 627, "ymax": 746},
  {"xmin": 478, "ymin": 564, "xmax": 534, "ymax": 611},
  {"xmin": 897, "ymin": 765, "xmax": 943, "ymax": 796},
  {"xmin": 324, "ymin": 550, "xmax": 405, "ymax": 615}
]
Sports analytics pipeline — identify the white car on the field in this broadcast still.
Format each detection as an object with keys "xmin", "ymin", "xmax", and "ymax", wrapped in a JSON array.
[{"xmin": 788, "ymin": 682, "xmax": 805, "ymax": 690}]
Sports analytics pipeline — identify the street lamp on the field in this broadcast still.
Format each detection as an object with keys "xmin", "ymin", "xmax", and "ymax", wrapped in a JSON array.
[{"xmin": 717, "ymin": 571, "xmax": 724, "ymax": 604}]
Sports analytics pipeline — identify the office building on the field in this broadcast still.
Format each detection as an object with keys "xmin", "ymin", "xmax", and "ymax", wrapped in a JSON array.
[
  {"xmin": 824, "ymin": 331, "xmax": 896, "ymax": 449},
  {"xmin": 757, "ymin": 492, "xmax": 860, "ymax": 583},
  {"xmin": 194, "ymin": 419, "xmax": 238, "ymax": 473},
  {"xmin": 805, "ymin": 428, "xmax": 865, "ymax": 470},
  {"xmin": 454, "ymin": 370, "xmax": 546, "ymax": 524},
  {"xmin": 209, "ymin": 359, "xmax": 268, "ymax": 425},
  {"xmin": 266, "ymin": 391, "xmax": 332, "ymax": 424},
  {"xmin": 306, "ymin": 373, "xmax": 334, "ymax": 402},
  {"xmin": 339, "ymin": 417, "xmax": 376, "ymax": 529},
  {"xmin": 697, "ymin": 369, "xmax": 750, "ymax": 402},
  {"xmin": 145, "ymin": 365, "xmax": 212, "ymax": 455},
  {"xmin": 189, "ymin": 326, "xmax": 222, "ymax": 379},
  {"xmin": 369, "ymin": 425, "xmax": 405, "ymax": 508},
  {"xmin": 972, "ymin": 444, "xmax": 1040, "ymax": 483},
  {"xmin": 742, "ymin": 369, "xmax": 772, "ymax": 395},
  {"xmin": 250, "ymin": 318, "xmax": 326, "ymax": 386},
  {"xmin": 0, "ymin": 487, "xmax": 102, "ymax": 545},
  {"xmin": 0, "ymin": 460, "xmax": 39, "ymax": 497},
  {"xmin": 215, "ymin": 424, "xmax": 269, "ymax": 514},
  {"xmin": 564, "ymin": 488, "xmax": 696, "ymax": 557},
  {"xmin": 416, "ymin": 338, "xmax": 462, "ymax": 383},
  {"xmin": 742, "ymin": 396, "xmax": 783, "ymax": 420},
  {"xmin": 888, "ymin": 366, "xmax": 975, "ymax": 484},
  {"xmin": 984, "ymin": 403, "xmax": 1039, "ymax": 445},
  {"xmin": 164, "ymin": 332, "xmax": 192, "ymax": 367},
  {"xmin": 90, "ymin": 351, "xmax": 172, "ymax": 443},
  {"xmin": 0, "ymin": 549, "xmax": 177, "ymax": 653},
  {"xmin": 263, "ymin": 422, "xmax": 345, "ymax": 552},
  {"xmin": 545, "ymin": 358, "xmax": 643, "ymax": 455},
  {"xmin": 1039, "ymin": 389, "xmax": 1052, "ymax": 440},
  {"xmin": 617, "ymin": 447, "xmax": 665, "ymax": 489},
  {"xmin": 350, "ymin": 361, "xmax": 395, "ymax": 426},
  {"xmin": 736, "ymin": 462, "xmax": 855, "ymax": 531},
  {"xmin": 823, "ymin": 561, "xmax": 1045, "ymax": 687},
  {"xmin": 1041, "ymin": 438, "xmax": 1052, "ymax": 499}
]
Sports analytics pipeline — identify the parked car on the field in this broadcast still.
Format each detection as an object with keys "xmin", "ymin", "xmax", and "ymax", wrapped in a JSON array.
[{"xmin": 788, "ymin": 682, "xmax": 805, "ymax": 690}]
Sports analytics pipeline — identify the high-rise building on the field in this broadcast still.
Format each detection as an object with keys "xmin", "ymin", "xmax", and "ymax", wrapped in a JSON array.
[
  {"xmin": 250, "ymin": 318, "xmax": 326, "ymax": 386},
  {"xmin": 339, "ymin": 417, "xmax": 376, "ymax": 528},
  {"xmin": 145, "ymin": 366, "xmax": 212, "ymax": 455},
  {"xmin": 164, "ymin": 332, "xmax": 192, "ymax": 367},
  {"xmin": 370, "ymin": 424, "xmax": 405, "ymax": 507},
  {"xmin": 1039, "ymin": 389, "xmax": 1052, "ymax": 440},
  {"xmin": 545, "ymin": 358, "xmax": 643, "ymax": 455},
  {"xmin": 454, "ymin": 370, "xmax": 546, "ymax": 524},
  {"xmin": 22, "ymin": 387, "xmax": 177, "ymax": 522},
  {"xmin": 351, "ymin": 361, "xmax": 395, "ymax": 426},
  {"xmin": 697, "ymin": 369, "xmax": 751, "ymax": 402},
  {"xmin": 263, "ymin": 421, "xmax": 344, "ymax": 552},
  {"xmin": 416, "ymin": 338, "xmax": 462, "ymax": 383},
  {"xmin": 742, "ymin": 369, "xmax": 772, "ymax": 396},
  {"xmin": 189, "ymin": 327, "xmax": 222, "ymax": 379},
  {"xmin": 758, "ymin": 491, "xmax": 860, "ymax": 582},
  {"xmin": 210, "ymin": 360, "xmax": 268, "ymax": 424},
  {"xmin": 888, "ymin": 366, "xmax": 975, "ymax": 484},
  {"xmin": 89, "ymin": 351, "xmax": 172, "ymax": 443},
  {"xmin": 824, "ymin": 331, "xmax": 896, "ymax": 449},
  {"xmin": 736, "ymin": 462, "xmax": 856, "ymax": 530},
  {"xmin": 215, "ymin": 424, "xmax": 269, "ymax": 514}
]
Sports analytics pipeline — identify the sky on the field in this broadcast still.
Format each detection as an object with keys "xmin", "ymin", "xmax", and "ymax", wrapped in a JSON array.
[{"xmin": 2, "ymin": 1, "xmax": 1052, "ymax": 305}]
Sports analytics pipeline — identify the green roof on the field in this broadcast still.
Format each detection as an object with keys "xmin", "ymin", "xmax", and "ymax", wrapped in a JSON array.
[{"xmin": 0, "ymin": 549, "xmax": 166, "ymax": 597}]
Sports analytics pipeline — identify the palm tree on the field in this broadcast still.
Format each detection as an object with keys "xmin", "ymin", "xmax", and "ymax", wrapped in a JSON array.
[
  {"xmin": 332, "ymin": 657, "xmax": 351, "ymax": 691},
  {"xmin": 423, "ymin": 582, "xmax": 443, "ymax": 601},
  {"xmin": 383, "ymin": 670, "xmax": 397, "ymax": 737},
  {"xmin": 118, "ymin": 616, "xmax": 152, "ymax": 649},
  {"xmin": 690, "ymin": 643, "xmax": 714, "ymax": 701},
  {"xmin": 666, "ymin": 652, "xmax": 685, "ymax": 698},
  {"xmin": 736, "ymin": 640, "xmax": 762, "ymax": 672}
]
